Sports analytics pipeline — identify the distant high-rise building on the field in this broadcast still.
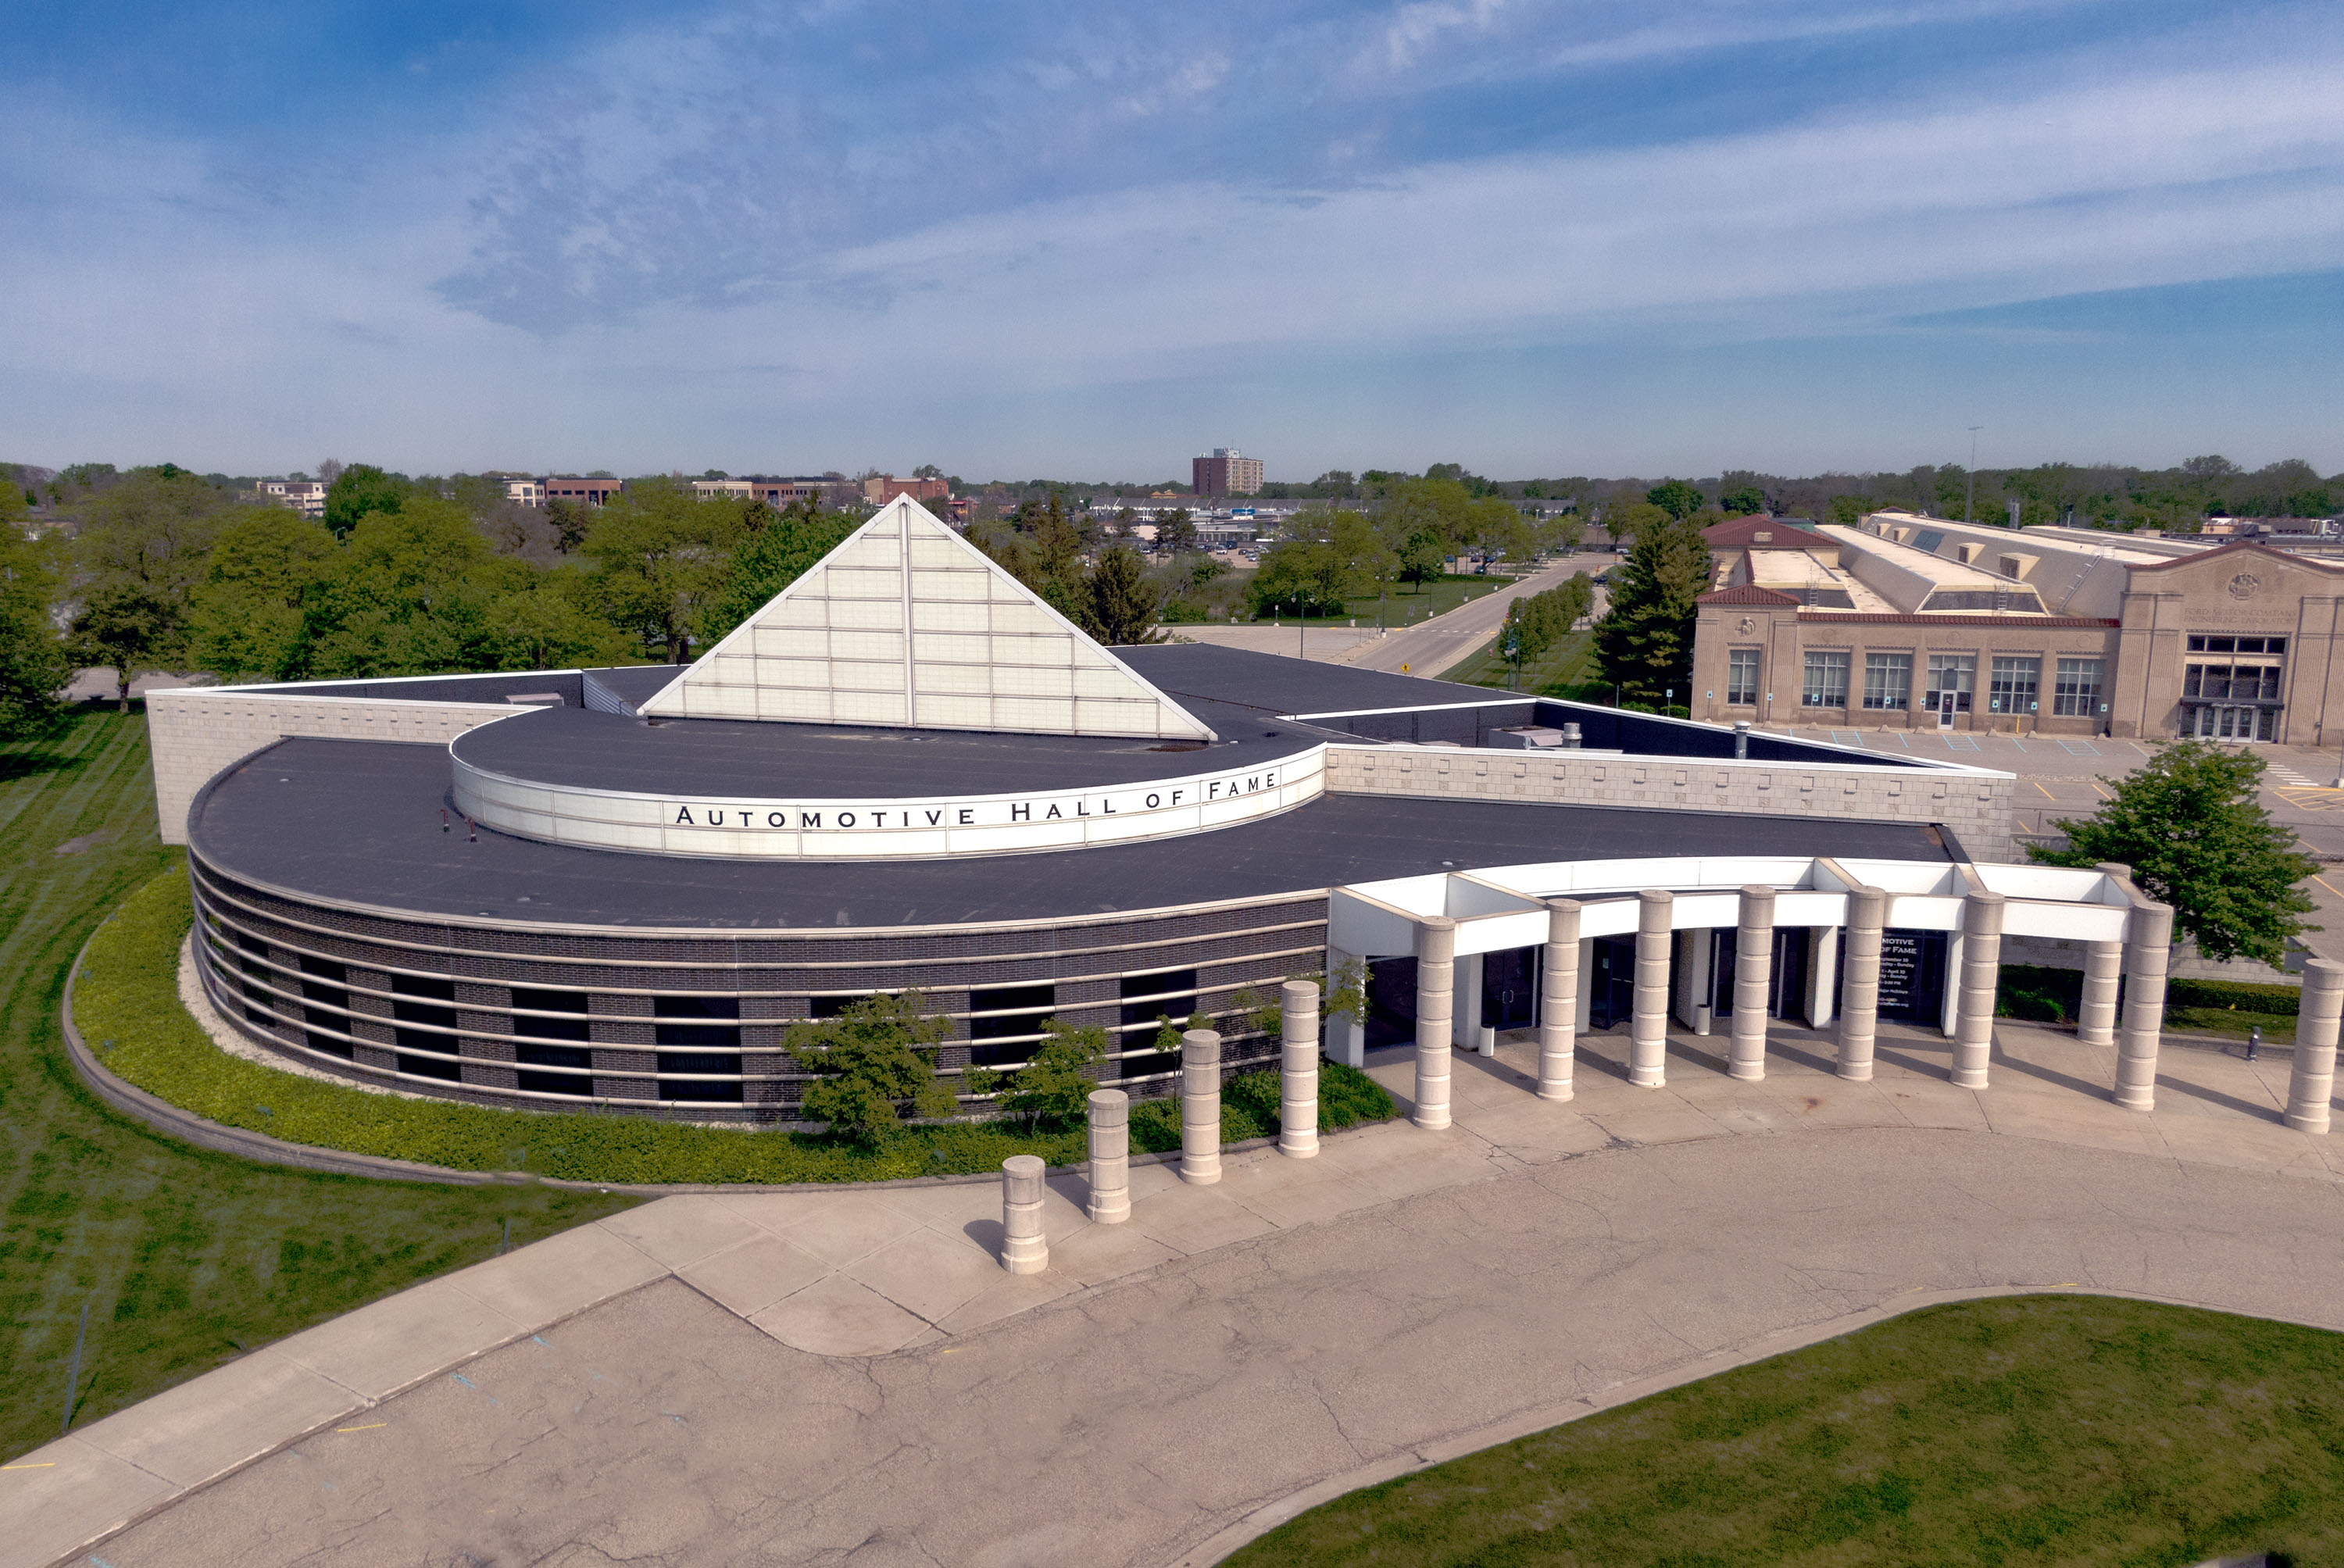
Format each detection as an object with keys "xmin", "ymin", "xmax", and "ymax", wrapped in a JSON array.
[{"xmin": 1192, "ymin": 448, "xmax": 1263, "ymax": 497}]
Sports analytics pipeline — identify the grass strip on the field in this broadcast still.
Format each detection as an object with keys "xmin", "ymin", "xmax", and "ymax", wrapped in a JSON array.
[
  {"xmin": 1229, "ymin": 1294, "xmax": 2344, "ymax": 1566},
  {"xmin": 80, "ymin": 863, "xmax": 1395, "ymax": 1188},
  {"xmin": 2, "ymin": 710, "xmax": 639, "ymax": 1463}
]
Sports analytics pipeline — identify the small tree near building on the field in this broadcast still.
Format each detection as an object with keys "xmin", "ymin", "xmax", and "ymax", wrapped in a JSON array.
[
  {"xmin": 2029, "ymin": 741, "xmax": 2319, "ymax": 966},
  {"xmin": 788, "ymin": 993, "xmax": 959, "ymax": 1145}
]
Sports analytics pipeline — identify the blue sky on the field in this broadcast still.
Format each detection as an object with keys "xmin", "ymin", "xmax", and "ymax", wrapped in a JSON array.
[{"xmin": 5, "ymin": 0, "xmax": 2340, "ymax": 480}]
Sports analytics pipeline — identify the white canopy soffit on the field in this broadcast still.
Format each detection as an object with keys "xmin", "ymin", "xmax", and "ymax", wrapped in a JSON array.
[{"xmin": 638, "ymin": 497, "xmax": 1217, "ymax": 742}]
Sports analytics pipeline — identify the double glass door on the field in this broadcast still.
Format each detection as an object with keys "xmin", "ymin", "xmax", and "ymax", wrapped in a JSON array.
[{"xmin": 2189, "ymin": 704, "xmax": 2274, "ymax": 741}]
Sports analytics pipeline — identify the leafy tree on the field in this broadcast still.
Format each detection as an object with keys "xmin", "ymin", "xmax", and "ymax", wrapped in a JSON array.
[
  {"xmin": 1395, "ymin": 529, "xmax": 1449, "ymax": 588},
  {"xmin": 186, "ymin": 507, "xmax": 336, "ymax": 680},
  {"xmin": 697, "ymin": 497, "xmax": 856, "ymax": 645},
  {"xmin": 322, "ymin": 464, "xmax": 409, "ymax": 534},
  {"xmin": 1592, "ymin": 511, "xmax": 1712, "ymax": 705},
  {"xmin": 1645, "ymin": 479, "xmax": 1705, "ymax": 520},
  {"xmin": 487, "ymin": 573, "xmax": 631, "ymax": 671},
  {"xmin": 1828, "ymin": 495, "xmax": 1879, "ymax": 528},
  {"xmin": 1088, "ymin": 543, "xmax": 1159, "ymax": 645},
  {"xmin": 582, "ymin": 477, "xmax": 748, "ymax": 662},
  {"xmin": 1154, "ymin": 508, "xmax": 1199, "ymax": 555},
  {"xmin": 298, "ymin": 498, "xmax": 520, "ymax": 677},
  {"xmin": 1000, "ymin": 1018, "xmax": 1107, "ymax": 1130},
  {"xmin": 1720, "ymin": 484, "xmax": 1767, "ymax": 516},
  {"xmin": 2029, "ymin": 741, "xmax": 2319, "ymax": 966},
  {"xmin": 0, "ymin": 523, "xmax": 71, "ymax": 735},
  {"xmin": 1249, "ymin": 540, "xmax": 1349, "ymax": 617},
  {"xmin": 1605, "ymin": 500, "xmax": 1667, "ymax": 548},
  {"xmin": 69, "ymin": 469, "xmax": 229, "ymax": 706},
  {"xmin": 545, "ymin": 498, "xmax": 592, "ymax": 555},
  {"xmin": 788, "ymin": 993, "xmax": 957, "ymax": 1145}
]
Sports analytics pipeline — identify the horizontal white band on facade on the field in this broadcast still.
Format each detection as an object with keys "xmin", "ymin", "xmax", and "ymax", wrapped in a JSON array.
[
  {"xmin": 450, "ymin": 746, "xmax": 1327, "ymax": 860},
  {"xmin": 1329, "ymin": 855, "xmax": 2135, "ymax": 959}
]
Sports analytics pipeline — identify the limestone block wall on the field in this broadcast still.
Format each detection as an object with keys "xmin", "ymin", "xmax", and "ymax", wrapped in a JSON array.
[
  {"xmin": 147, "ymin": 688, "xmax": 518, "ymax": 846},
  {"xmin": 1322, "ymin": 744, "xmax": 2015, "ymax": 864}
]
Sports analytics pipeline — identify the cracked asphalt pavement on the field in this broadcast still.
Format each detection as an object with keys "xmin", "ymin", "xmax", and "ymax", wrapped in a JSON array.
[{"xmin": 89, "ymin": 1125, "xmax": 2344, "ymax": 1567}]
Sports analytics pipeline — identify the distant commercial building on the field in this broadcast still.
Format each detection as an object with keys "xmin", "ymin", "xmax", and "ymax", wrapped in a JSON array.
[
  {"xmin": 258, "ymin": 480, "xmax": 327, "ymax": 519},
  {"xmin": 864, "ymin": 474, "xmax": 950, "ymax": 505},
  {"xmin": 1193, "ymin": 448, "xmax": 1264, "ymax": 498},
  {"xmin": 545, "ymin": 477, "xmax": 624, "ymax": 508},
  {"xmin": 505, "ymin": 478, "xmax": 543, "ymax": 508},
  {"xmin": 1691, "ymin": 509, "xmax": 2344, "ymax": 744}
]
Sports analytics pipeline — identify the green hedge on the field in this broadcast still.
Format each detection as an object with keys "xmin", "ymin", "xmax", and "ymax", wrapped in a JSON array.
[
  {"xmin": 77, "ymin": 868, "xmax": 1395, "ymax": 1186},
  {"xmin": 1998, "ymin": 962, "xmax": 2300, "ymax": 1038}
]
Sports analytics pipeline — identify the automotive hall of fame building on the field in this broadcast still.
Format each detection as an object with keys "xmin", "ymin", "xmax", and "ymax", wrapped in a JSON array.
[{"xmin": 146, "ymin": 498, "xmax": 2164, "ymax": 1124}]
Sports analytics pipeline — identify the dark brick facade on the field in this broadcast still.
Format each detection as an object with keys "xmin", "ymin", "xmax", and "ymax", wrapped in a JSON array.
[{"xmin": 189, "ymin": 849, "xmax": 1324, "ymax": 1125}]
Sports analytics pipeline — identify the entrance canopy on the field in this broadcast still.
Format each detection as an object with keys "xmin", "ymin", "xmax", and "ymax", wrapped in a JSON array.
[{"xmin": 1328, "ymin": 857, "xmax": 2135, "ymax": 959}]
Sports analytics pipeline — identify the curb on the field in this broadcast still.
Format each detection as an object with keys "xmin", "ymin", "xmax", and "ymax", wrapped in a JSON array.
[
  {"xmin": 1166, "ymin": 1283, "xmax": 2344, "ymax": 1567},
  {"xmin": 61, "ymin": 925, "xmax": 1306, "ymax": 1196}
]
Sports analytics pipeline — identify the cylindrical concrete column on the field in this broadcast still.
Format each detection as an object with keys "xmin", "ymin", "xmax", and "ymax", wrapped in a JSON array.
[
  {"xmin": 2078, "ymin": 862, "xmax": 2134, "ymax": 1049},
  {"xmin": 1730, "ymin": 886, "xmax": 1776, "ymax": 1081},
  {"xmin": 1280, "ymin": 980, "xmax": 1320, "ymax": 1158},
  {"xmin": 1836, "ymin": 887, "xmax": 1886, "ymax": 1080},
  {"xmin": 1181, "ymin": 1028, "xmax": 1223, "ymax": 1182},
  {"xmin": 1537, "ymin": 899, "xmax": 1582, "ymax": 1101},
  {"xmin": 1413, "ymin": 916, "xmax": 1457, "ymax": 1128},
  {"xmin": 2077, "ymin": 941, "xmax": 2122, "ymax": 1047},
  {"xmin": 2113, "ymin": 901, "xmax": 2174, "ymax": 1112},
  {"xmin": 1949, "ymin": 890, "xmax": 2006, "ymax": 1090},
  {"xmin": 2285, "ymin": 958, "xmax": 2343, "ymax": 1134},
  {"xmin": 1631, "ymin": 890, "xmax": 1673, "ymax": 1088},
  {"xmin": 1086, "ymin": 1089, "xmax": 1130, "ymax": 1222},
  {"xmin": 1000, "ymin": 1155, "xmax": 1048, "ymax": 1273}
]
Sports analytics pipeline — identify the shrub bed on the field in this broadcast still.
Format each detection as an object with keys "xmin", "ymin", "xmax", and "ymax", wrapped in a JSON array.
[
  {"xmin": 1997, "ymin": 963, "xmax": 2299, "ymax": 1041},
  {"xmin": 78, "ymin": 869, "xmax": 1396, "ymax": 1186}
]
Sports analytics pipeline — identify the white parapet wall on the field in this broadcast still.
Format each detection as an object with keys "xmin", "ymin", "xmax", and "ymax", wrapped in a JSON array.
[
  {"xmin": 1321, "ymin": 745, "xmax": 2015, "ymax": 863},
  {"xmin": 147, "ymin": 688, "xmax": 519, "ymax": 846}
]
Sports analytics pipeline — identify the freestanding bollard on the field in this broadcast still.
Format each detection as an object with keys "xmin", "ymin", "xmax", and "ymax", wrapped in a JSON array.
[
  {"xmin": 1630, "ymin": 890, "xmax": 1673, "ymax": 1088},
  {"xmin": 1181, "ymin": 1028, "xmax": 1223, "ymax": 1183},
  {"xmin": 1413, "ymin": 916, "xmax": 1458, "ymax": 1128},
  {"xmin": 1000, "ymin": 1155, "xmax": 1048, "ymax": 1273},
  {"xmin": 2113, "ymin": 901, "xmax": 2175, "ymax": 1112},
  {"xmin": 1949, "ymin": 890, "xmax": 2006, "ymax": 1090},
  {"xmin": 1836, "ymin": 887, "xmax": 1885, "ymax": 1080},
  {"xmin": 1280, "ymin": 980, "xmax": 1320, "ymax": 1159},
  {"xmin": 2285, "ymin": 958, "xmax": 2343, "ymax": 1134},
  {"xmin": 1086, "ymin": 1089, "xmax": 1130, "ymax": 1221},
  {"xmin": 1729, "ymin": 885, "xmax": 1775, "ymax": 1081},
  {"xmin": 1537, "ymin": 899, "xmax": 1581, "ymax": 1100}
]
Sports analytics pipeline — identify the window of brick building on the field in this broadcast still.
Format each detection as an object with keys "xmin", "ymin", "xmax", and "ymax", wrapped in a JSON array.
[
  {"xmin": 1801, "ymin": 650, "xmax": 1849, "ymax": 708},
  {"xmin": 1987, "ymin": 657, "xmax": 2039, "ymax": 715},
  {"xmin": 2053, "ymin": 658, "xmax": 2105, "ymax": 718},
  {"xmin": 1862, "ymin": 653, "xmax": 1912, "ymax": 710},
  {"xmin": 1725, "ymin": 649, "xmax": 1760, "ymax": 706}
]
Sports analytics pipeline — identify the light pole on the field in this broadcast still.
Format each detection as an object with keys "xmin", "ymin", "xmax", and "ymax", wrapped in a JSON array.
[{"xmin": 1964, "ymin": 426, "xmax": 1981, "ymax": 524}]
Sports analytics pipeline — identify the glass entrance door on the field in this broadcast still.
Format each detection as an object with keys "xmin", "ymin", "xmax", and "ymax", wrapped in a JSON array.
[
  {"xmin": 1481, "ymin": 947, "xmax": 1538, "ymax": 1031},
  {"xmin": 2190, "ymin": 705, "xmax": 2272, "ymax": 741}
]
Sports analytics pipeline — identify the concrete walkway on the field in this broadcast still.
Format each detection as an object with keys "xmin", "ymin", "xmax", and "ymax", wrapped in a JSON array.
[{"xmin": 9, "ymin": 1018, "xmax": 2342, "ymax": 1568}]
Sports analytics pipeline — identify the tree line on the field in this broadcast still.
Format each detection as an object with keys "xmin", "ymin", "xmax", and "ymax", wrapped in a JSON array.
[{"xmin": 1243, "ymin": 475, "xmax": 1581, "ymax": 619}]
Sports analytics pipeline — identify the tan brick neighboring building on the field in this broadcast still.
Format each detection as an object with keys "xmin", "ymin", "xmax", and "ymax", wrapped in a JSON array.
[{"xmin": 1691, "ymin": 511, "xmax": 2344, "ymax": 745}]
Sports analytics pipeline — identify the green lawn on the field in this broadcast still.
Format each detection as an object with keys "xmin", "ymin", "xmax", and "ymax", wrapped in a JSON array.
[
  {"xmin": 1440, "ymin": 626, "xmax": 1599, "ymax": 691},
  {"xmin": 1228, "ymin": 1295, "xmax": 2344, "ymax": 1567},
  {"xmin": 0, "ymin": 709, "xmax": 641, "ymax": 1463}
]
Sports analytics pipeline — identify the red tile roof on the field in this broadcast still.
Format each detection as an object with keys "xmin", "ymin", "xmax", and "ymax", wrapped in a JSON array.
[{"xmin": 1702, "ymin": 517, "xmax": 1824, "ymax": 552}]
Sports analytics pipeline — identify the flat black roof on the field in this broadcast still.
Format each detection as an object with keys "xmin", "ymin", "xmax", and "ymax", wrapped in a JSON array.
[
  {"xmin": 1116, "ymin": 644, "xmax": 1506, "ymax": 718},
  {"xmin": 191, "ymin": 738, "xmax": 1954, "ymax": 930},
  {"xmin": 452, "ymin": 698, "xmax": 1319, "ymax": 798}
]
